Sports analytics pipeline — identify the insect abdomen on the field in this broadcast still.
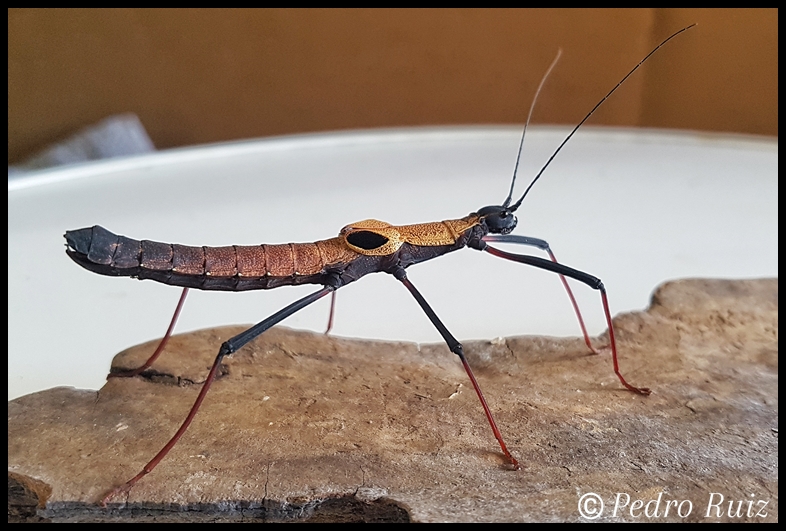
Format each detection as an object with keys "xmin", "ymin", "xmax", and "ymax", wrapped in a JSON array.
[{"xmin": 65, "ymin": 226, "xmax": 351, "ymax": 291}]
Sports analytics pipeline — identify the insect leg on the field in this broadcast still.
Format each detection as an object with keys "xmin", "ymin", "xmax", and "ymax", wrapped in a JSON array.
[
  {"xmin": 324, "ymin": 290, "xmax": 337, "ymax": 335},
  {"xmin": 481, "ymin": 242, "xmax": 650, "ymax": 396},
  {"xmin": 482, "ymin": 234, "xmax": 598, "ymax": 354},
  {"xmin": 391, "ymin": 267, "xmax": 520, "ymax": 470},
  {"xmin": 108, "ymin": 287, "xmax": 190, "ymax": 379},
  {"xmin": 100, "ymin": 284, "xmax": 336, "ymax": 506}
]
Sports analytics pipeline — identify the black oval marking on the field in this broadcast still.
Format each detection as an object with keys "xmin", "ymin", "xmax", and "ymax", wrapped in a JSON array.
[{"xmin": 347, "ymin": 230, "xmax": 389, "ymax": 250}]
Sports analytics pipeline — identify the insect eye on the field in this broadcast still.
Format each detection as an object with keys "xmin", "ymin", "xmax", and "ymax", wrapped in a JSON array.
[{"xmin": 346, "ymin": 231, "xmax": 389, "ymax": 250}]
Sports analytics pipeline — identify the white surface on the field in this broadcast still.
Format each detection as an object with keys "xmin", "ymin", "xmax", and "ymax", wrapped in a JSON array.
[{"xmin": 8, "ymin": 126, "xmax": 778, "ymax": 400}]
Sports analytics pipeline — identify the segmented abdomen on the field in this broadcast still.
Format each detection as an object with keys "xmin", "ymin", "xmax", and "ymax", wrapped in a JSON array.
[{"xmin": 65, "ymin": 226, "xmax": 357, "ymax": 291}]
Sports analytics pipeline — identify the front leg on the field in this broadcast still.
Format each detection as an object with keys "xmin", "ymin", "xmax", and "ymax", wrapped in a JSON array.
[
  {"xmin": 476, "ymin": 240, "xmax": 650, "ymax": 396},
  {"xmin": 482, "ymin": 234, "xmax": 598, "ymax": 354}
]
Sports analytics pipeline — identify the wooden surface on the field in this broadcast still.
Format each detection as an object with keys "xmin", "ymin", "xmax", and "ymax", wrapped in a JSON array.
[
  {"xmin": 8, "ymin": 9, "xmax": 777, "ymax": 164},
  {"xmin": 8, "ymin": 278, "xmax": 778, "ymax": 522}
]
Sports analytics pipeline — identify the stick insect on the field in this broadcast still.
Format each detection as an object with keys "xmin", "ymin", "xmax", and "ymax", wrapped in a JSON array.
[{"xmin": 65, "ymin": 25, "xmax": 694, "ymax": 505}]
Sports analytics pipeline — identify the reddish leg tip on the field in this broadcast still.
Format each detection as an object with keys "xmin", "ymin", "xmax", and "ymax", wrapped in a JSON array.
[
  {"xmin": 582, "ymin": 336, "xmax": 601, "ymax": 356},
  {"xmin": 625, "ymin": 384, "xmax": 651, "ymax": 396},
  {"xmin": 504, "ymin": 453, "xmax": 520, "ymax": 470},
  {"xmin": 99, "ymin": 486, "xmax": 123, "ymax": 507}
]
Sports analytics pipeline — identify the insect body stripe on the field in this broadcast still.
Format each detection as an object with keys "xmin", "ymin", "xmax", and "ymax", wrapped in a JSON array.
[
  {"xmin": 139, "ymin": 240, "xmax": 173, "ymax": 271},
  {"xmin": 202, "ymin": 246, "xmax": 236, "ymax": 277},
  {"xmin": 235, "ymin": 245, "xmax": 266, "ymax": 277},
  {"xmin": 172, "ymin": 245, "xmax": 206, "ymax": 276}
]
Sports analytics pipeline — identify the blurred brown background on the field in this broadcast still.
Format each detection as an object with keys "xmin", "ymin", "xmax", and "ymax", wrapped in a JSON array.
[{"xmin": 8, "ymin": 8, "xmax": 777, "ymax": 165}]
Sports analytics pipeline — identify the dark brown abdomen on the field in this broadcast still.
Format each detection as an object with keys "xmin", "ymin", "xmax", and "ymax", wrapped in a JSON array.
[{"xmin": 64, "ymin": 226, "xmax": 351, "ymax": 291}]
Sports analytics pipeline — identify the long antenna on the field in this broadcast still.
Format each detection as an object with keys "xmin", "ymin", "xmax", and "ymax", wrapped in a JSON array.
[
  {"xmin": 508, "ymin": 24, "xmax": 696, "ymax": 212},
  {"xmin": 503, "ymin": 49, "xmax": 563, "ymax": 208}
]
